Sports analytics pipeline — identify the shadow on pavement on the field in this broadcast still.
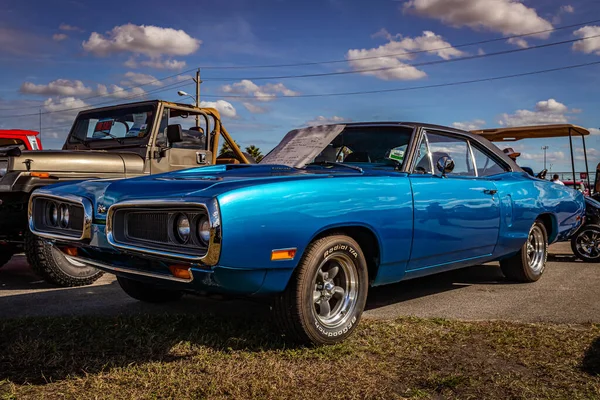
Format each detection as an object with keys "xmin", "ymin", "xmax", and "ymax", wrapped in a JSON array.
[
  {"xmin": 366, "ymin": 263, "xmax": 509, "ymax": 311},
  {"xmin": 582, "ymin": 336, "xmax": 600, "ymax": 376}
]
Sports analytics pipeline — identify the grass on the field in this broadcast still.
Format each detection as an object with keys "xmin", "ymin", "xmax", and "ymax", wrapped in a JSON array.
[{"xmin": 0, "ymin": 314, "xmax": 599, "ymax": 399}]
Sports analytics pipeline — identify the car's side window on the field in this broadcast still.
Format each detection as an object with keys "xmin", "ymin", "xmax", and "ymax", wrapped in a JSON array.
[
  {"xmin": 413, "ymin": 136, "xmax": 433, "ymax": 174},
  {"xmin": 470, "ymin": 143, "xmax": 507, "ymax": 177},
  {"xmin": 425, "ymin": 131, "xmax": 476, "ymax": 177}
]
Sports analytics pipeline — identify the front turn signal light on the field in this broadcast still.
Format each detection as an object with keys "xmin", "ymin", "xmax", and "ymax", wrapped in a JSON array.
[
  {"xmin": 169, "ymin": 265, "xmax": 192, "ymax": 280},
  {"xmin": 62, "ymin": 247, "xmax": 78, "ymax": 256},
  {"xmin": 271, "ymin": 248, "xmax": 297, "ymax": 261},
  {"xmin": 31, "ymin": 172, "xmax": 50, "ymax": 179}
]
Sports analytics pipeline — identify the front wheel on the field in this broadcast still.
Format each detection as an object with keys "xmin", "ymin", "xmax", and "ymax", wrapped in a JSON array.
[
  {"xmin": 25, "ymin": 233, "xmax": 104, "ymax": 287},
  {"xmin": 570, "ymin": 224, "xmax": 600, "ymax": 263},
  {"xmin": 500, "ymin": 219, "xmax": 548, "ymax": 282},
  {"xmin": 272, "ymin": 234, "xmax": 368, "ymax": 345}
]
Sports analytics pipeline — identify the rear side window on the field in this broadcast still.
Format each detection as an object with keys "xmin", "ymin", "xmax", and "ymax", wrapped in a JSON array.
[{"xmin": 470, "ymin": 144, "xmax": 507, "ymax": 177}]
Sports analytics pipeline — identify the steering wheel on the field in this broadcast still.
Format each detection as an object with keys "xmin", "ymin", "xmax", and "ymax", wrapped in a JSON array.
[{"xmin": 536, "ymin": 169, "xmax": 548, "ymax": 180}]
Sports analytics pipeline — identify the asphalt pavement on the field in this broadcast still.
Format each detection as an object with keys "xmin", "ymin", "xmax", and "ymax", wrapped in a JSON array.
[{"xmin": 1, "ymin": 242, "xmax": 598, "ymax": 323}]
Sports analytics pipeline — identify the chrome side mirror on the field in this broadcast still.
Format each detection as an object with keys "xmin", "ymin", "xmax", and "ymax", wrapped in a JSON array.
[{"xmin": 436, "ymin": 156, "xmax": 455, "ymax": 177}]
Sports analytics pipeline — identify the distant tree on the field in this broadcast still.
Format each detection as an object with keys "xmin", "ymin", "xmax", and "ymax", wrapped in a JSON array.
[
  {"xmin": 219, "ymin": 139, "xmax": 241, "ymax": 156},
  {"xmin": 245, "ymin": 145, "xmax": 264, "ymax": 162}
]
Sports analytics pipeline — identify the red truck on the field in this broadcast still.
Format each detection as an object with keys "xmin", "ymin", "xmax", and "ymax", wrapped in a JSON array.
[{"xmin": 0, "ymin": 130, "xmax": 42, "ymax": 151}]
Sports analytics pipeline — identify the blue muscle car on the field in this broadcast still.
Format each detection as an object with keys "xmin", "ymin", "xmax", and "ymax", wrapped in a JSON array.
[{"xmin": 28, "ymin": 122, "xmax": 586, "ymax": 345}]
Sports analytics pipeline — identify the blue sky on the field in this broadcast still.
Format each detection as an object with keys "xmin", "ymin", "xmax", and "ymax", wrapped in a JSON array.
[{"xmin": 1, "ymin": 0, "xmax": 600, "ymax": 175}]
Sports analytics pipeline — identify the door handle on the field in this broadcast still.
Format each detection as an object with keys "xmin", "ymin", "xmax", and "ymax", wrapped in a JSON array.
[{"xmin": 483, "ymin": 189, "xmax": 498, "ymax": 195}]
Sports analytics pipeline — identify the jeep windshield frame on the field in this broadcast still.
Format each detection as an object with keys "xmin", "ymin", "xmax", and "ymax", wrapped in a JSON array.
[{"xmin": 65, "ymin": 103, "xmax": 158, "ymax": 150}]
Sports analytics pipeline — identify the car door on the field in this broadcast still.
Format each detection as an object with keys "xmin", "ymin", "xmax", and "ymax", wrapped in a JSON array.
[{"xmin": 407, "ymin": 130, "xmax": 501, "ymax": 271}]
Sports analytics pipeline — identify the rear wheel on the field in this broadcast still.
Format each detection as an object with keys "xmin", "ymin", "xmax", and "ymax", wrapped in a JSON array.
[
  {"xmin": 25, "ymin": 233, "xmax": 104, "ymax": 287},
  {"xmin": 272, "ymin": 234, "xmax": 368, "ymax": 345},
  {"xmin": 117, "ymin": 276, "xmax": 183, "ymax": 303},
  {"xmin": 570, "ymin": 224, "xmax": 600, "ymax": 263},
  {"xmin": 500, "ymin": 219, "xmax": 548, "ymax": 282}
]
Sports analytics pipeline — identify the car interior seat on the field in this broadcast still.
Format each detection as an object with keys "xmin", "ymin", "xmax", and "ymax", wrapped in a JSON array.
[{"xmin": 344, "ymin": 152, "xmax": 371, "ymax": 163}]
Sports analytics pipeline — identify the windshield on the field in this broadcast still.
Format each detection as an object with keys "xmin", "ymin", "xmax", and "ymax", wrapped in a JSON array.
[
  {"xmin": 260, "ymin": 125, "xmax": 414, "ymax": 169},
  {"xmin": 68, "ymin": 104, "xmax": 155, "ymax": 147},
  {"xmin": 0, "ymin": 138, "xmax": 27, "ymax": 150}
]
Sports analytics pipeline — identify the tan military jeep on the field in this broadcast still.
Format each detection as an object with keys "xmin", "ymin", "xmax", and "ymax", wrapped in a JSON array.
[{"xmin": 0, "ymin": 99, "xmax": 250, "ymax": 286}]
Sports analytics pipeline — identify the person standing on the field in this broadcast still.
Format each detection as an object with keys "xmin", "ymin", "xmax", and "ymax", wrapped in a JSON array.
[{"xmin": 551, "ymin": 174, "xmax": 565, "ymax": 185}]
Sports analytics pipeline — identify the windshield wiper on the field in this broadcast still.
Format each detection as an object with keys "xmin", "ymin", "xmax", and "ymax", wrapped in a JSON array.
[
  {"xmin": 94, "ymin": 131, "xmax": 125, "ymax": 144},
  {"xmin": 307, "ymin": 161, "xmax": 363, "ymax": 173},
  {"xmin": 69, "ymin": 136, "xmax": 90, "ymax": 148}
]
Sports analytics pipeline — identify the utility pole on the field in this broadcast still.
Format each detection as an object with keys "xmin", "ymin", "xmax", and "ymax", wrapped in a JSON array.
[
  {"xmin": 541, "ymin": 145, "xmax": 549, "ymax": 170},
  {"xmin": 39, "ymin": 109, "xmax": 42, "ymax": 140},
  {"xmin": 193, "ymin": 69, "xmax": 202, "ymax": 127}
]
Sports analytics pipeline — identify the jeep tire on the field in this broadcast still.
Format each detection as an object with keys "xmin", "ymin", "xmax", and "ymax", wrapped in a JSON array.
[
  {"xmin": 25, "ymin": 233, "xmax": 104, "ymax": 287},
  {"xmin": 273, "ymin": 234, "xmax": 368, "ymax": 345}
]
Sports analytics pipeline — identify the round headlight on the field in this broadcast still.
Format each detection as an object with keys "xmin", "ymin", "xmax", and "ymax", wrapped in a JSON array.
[
  {"xmin": 197, "ymin": 216, "xmax": 210, "ymax": 244},
  {"xmin": 48, "ymin": 203, "xmax": 58, "ymax": 226},
  {"xmin": 59, "ymin": 204, "xmax": 70, "ymax": 228},
  {"xmin": 174, "ymin": 214, "xmax": 190, "ymax": 243}
]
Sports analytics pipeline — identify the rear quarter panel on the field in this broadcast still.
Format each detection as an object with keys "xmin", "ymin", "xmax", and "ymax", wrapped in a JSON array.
[
  {"xmin": 216, "ymin": 175, "xmax": 413, "ymax": 281},
  {"xmin": 493, "ymin": 172, "xmax": 585, "ymax": 257}
]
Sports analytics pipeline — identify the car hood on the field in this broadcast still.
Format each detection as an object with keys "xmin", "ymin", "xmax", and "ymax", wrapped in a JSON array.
[
  {"xmin": 3, "ymin": 150, "xmax": 144, "ymax": 174},
  {"xmin": 43, "ymin": 163, "xmax": 377, "ymax": 219}
]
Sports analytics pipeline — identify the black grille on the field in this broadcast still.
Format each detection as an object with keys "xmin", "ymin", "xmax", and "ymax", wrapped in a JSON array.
[
  {"xmin": 112, "ymin": 208, "xmax": 208, "ymax": 256},
  {"xmin": 126, "ymin": 212, "xmax": 170, "ymax": 243}
]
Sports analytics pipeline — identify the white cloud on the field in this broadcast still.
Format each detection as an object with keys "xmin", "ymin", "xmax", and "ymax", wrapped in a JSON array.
[
  {"xmin": 507, "ymin": 37, "xmax": 529, "ymax": 48},
  {"xmin": 82, "ymin": 24, "xmax": 201, "ymax": 57},
  {"xmin": 589, "ymin": 128, "xmax": 600, "ymax": 135},
  {"xmin": 452, "ymin": 119, "xmax": 486, "ymax": 131},
  {"xmin": 222, "ymin": 80, "xmax": 299, "ymax": 101},
  {"xmin": 199, "ymin": 100, "xmax": 237, "ymax": 118},
  {"xmin": 553, "ymin": 5, "xmax": 575, "ymax": 24},
  {"xmin": 520, "ymin": 151, "xmax": 565, "ymax": 163},
  {"xmin": 573, "ymin": 26, "xmax": 600, "ymax": 55},
  {"xmin": 498, "ymin": 98, "xmax": 576, "ymax": 126},
  {"xmin": 96, "ymin": 84, "xmax": 146, "ymax": 99},
  {"xmin": 59, "ymin": 24, "xmax": 82, "ymax": 32},
  {"xmin": 20, "ymin": 79, "xmax": 94, "ymax": 96},
  {"xmin": 305, "ymin": 116, "xmax": 351, "ymax": 126},
  {"xmin": 562, "ymin": 5, "xmax": 575, "ymax": 13},
  {"xmin": 242, "ymin": 102, "xmax": 267, "ymax": 113},
  {"xmin": 53, "ymin": 33, "xmax": 68, "ymax": 42},
  {"xmin": 125, "ymin": 57, "xmax": 186, "ymax": 70},
  {"xmin": 346, "ymin": 30, "xmax": 465, "ymax": 81},
  {"xmin": 121, "ymin": 72, "xmax": 162, "ymax": 87},
  {"xmin": 403, "ymin": 0, "xmax": 552, "ymax": 38},
  {"xmin": 477, "ymin": 48, "xmax": 486, "ymax": 55}
]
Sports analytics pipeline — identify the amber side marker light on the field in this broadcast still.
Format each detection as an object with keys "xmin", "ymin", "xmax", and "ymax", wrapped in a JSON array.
[
  {"xmin": 62, "ymin": 247, "xmax": 78, "ymax": 256},
  {"xmin": 169, "ymin": 265, "xmax": 192, "ymax": 280},
  {"xmin": 271, "ymin": 248, "xmax": 297, "ymax": 261},
  {"xmin": 31, "ymin": 172, "xmax": 50, "ymax": 179}
]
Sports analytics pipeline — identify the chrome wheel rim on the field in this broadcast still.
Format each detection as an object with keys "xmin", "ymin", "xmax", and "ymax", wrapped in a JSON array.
[
  {"xmin": 575, "ymin": 229, "xmax": 600, "ymax": 259},
  {"xmin": 311, "ymin": 253, "xmax": 358, "ymax": 329},
  {"xmin": 527, "ymin": 225, "xmax": 545, "ymax": 273}
]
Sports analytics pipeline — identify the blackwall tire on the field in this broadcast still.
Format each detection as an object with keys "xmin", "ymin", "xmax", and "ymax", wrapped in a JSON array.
[
  {"xmin": 25, "ymin": 233, "xmax": 104, "ymax": 287},
  {"xmin": 117, "ymin": 276, "xmax": 183, "ymax": 303},
  {"xmin": 500, "ymin": 219, "xmax": 548, "ymax": 282},
  {"xmin": 272, "ymin": 234, "xmax": 368, "ymax": 345},
  {"xmin": 570, "ymin": 224, "xmax": 600, "ymax": 263}
]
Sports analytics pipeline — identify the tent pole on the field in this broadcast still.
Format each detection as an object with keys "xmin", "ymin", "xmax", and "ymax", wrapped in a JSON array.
[
  {"xmin": 582, "ymin": 131, "xmax": 591, "ymax": 191},
  {"xmin": 569, "ymin": 128, "xmax": 576, "ymax": 184}
]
